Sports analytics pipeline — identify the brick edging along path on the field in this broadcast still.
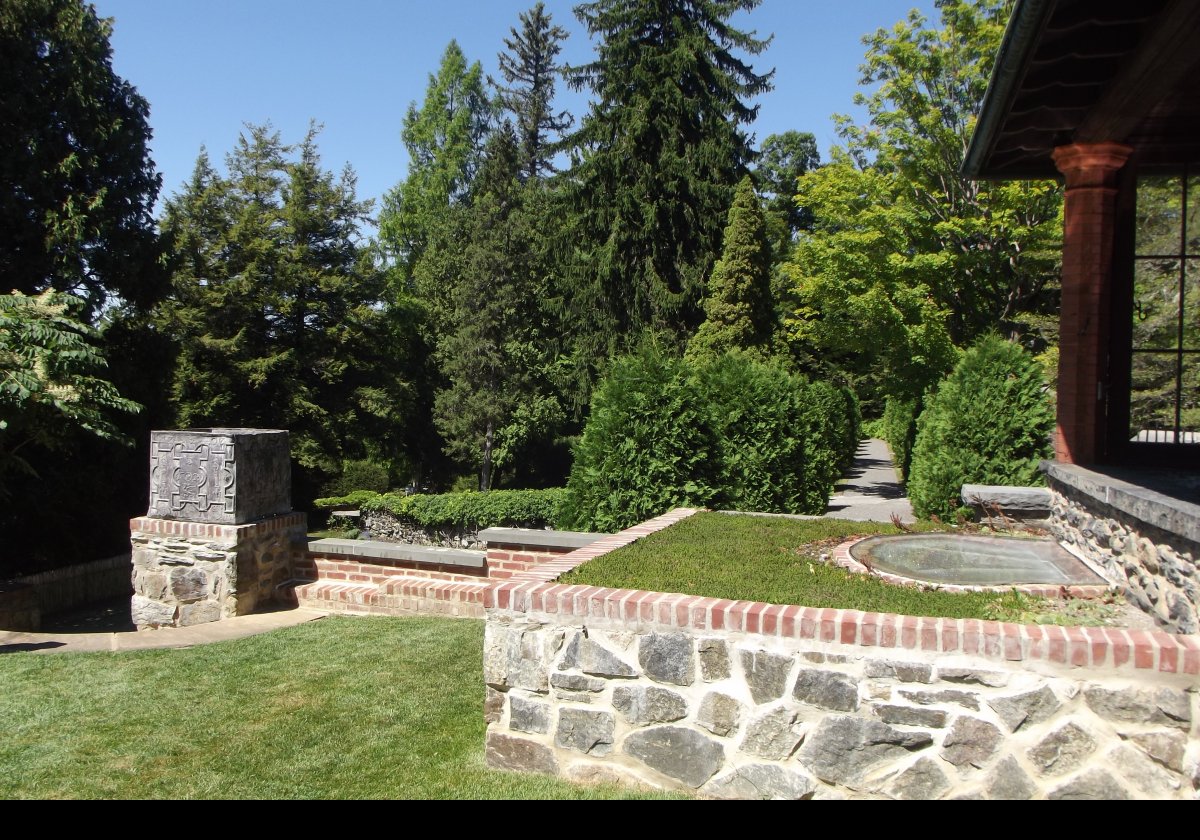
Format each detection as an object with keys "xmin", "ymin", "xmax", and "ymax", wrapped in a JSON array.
[{"xmin": 483, "ymin": 508, "xmax": 1200, "ymax": 676}]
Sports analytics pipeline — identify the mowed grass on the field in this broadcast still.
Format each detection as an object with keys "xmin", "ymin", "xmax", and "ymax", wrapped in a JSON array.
[
  {"xmin": 558, "ymin": 512, "xmax": 1037, "ymax": 620},
  {"xmin": 0, "ymin": 617, "xmax": 677, "ymax": 800}
]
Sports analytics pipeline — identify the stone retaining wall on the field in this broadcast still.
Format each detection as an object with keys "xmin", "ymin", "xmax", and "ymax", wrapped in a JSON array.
[
  {"xmin": 15, "ymin": 554, "xmax": 132, "ymax": 616},
  {"xmin": 130, "ymin": 513, "xmax": 306, "ymax": 628},
  {"xmin": 483, "ymin": 510, "xmax": 1200, "ymax": 799}
]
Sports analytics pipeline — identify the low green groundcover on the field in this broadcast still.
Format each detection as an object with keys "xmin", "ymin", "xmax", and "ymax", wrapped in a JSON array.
[
  {"xmin": 0, "ymin": 617, "xmax": 675, "ymax": 800},
  {"xmin": 559, "ymin": 512, "xmax": 1114, "ymax": 624}
]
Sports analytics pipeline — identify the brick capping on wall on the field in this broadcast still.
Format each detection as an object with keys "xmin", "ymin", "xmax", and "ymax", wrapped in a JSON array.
[
  {"xmin": 130, "ymin": 511, "xmax": 308, "ymax": 543},
  {"xmin": 483, "ymin": 508, "xmax": 1199, "ymax": 676}
]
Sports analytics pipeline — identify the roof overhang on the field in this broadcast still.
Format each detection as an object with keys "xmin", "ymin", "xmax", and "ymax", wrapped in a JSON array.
[{"xmin": 964, "ymin": 0, "xmax": 1200, "ymax": 180}]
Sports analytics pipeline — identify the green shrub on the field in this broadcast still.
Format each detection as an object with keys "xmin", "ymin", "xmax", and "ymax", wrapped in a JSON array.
[
  {"xmin": 907, "ymin": 335, "xmax": 1054, "ymax": 519},
  {"xmin": 320, "ymin": 459, "xmax": 390, "ymax": 498},
  {"xmin": 799, "ymin": 380, "xmax": 861, "ymax": 511},
  {"xmin": 558, "ymin": 346, "xmax": 723, "ymax": 532},
  {"xmin": 881, "ymin": 396, "xmax": 920, "ymax": 480},
  {"xmin": 314, "ymin": 490, "xmax": 383, "ymax": 510},
  {"xmin": 362, "ymin": 488, "xmax": 566, "ymax": 531}
]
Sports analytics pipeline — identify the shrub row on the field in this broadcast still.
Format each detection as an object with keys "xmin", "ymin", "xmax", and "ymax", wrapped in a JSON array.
[
  {"xmin": 558, "ymin": 347, "xmax": 861, "ymax": 532},
  {"xmin": 314, "ymin": 488, "xmax": 566, "ymax": 531}
]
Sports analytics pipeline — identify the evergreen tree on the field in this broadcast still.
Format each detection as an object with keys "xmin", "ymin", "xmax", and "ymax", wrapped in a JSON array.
[
  {"xmin": 160, "ymin": 124, "xmax": 417, "ymax": 495},
  {"xmin": 755, "ymin": 130, "xmax": 820, "ymax": 254},
  {"xmin": 494, "ymin": 2, "xmax": 572, "ymax": 181},
  {"xmin": 562, "ymin": 0, "xmax": 773, "ymax": 390},
  {"xmin": 0, "ymin": 0, "xmax": 163, "ymax": 317},
  {"xmin": 687, "ymin": 176, "xmax": 775, "ymax": 362}
]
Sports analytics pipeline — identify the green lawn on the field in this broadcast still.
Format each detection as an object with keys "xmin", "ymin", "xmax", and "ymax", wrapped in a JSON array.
[
  {"xmin": 0, "ymin": 617, "xmax": 675, "ymax": 799},
  {"xmin": 558, "ymin": 512, "xmax": 1087, "ymax": 622}
]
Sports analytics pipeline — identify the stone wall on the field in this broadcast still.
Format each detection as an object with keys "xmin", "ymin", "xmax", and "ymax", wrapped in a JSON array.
[
  {"xmin": 15, "ymin": 554, "xmax": 132, "ymax": 616},
  {"xmin": 1045, "ymin": 463, "xmax": 1199, "ymax": 635},
  {"xmin": 129, "ymin": 513, "xmax": 306, "ymax": 628},
  {"xmin": 362, "ymin": 511, "xmax": 486, "ymax": 548}
]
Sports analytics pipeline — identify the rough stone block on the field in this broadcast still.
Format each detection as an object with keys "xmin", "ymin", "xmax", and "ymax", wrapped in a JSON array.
[
  {"xmin": 984, "ymin": 755, "xmax": 1038, "ymax": 800},
  {"xmin": 874, "ymin": 704, "xmax": 948, "ymax": 728},
  {"xmin": 560, "ymin": 632, "xmax": 638, "ymax": 679},
  {"xmin": 793, "ymin": 668, "xmax": 859, "ymax": 712},
  {"xmin": 1122, "ymin": 730, "xmax": 1186, "ymax": 772},
  {"xmin": 797, "ymin": 716, "xmax": 932, "ymax": 786},
  {"xmin": 705, "ymin": 764, "xmax": 816, "ymax": 800},
  {"xmin": 698, "ymin": 638, "xmax": 731, "ymax": 681},
  {"xmin": 1047, "ymin": 769, "xmax": 1131, "ymax": 800},
  {"xmin": 510, "ymin": 695, "xmax": 551, "ymax": 734},
  {"xmin": 178, "ymin": 601, "xmax": 221, "ymax": 626},
  {"xmin": 865, "ymin": 660, "xmax": 934, "ymax": 684},
  {"xmin": 613, "ymin": 685, "xmax": 688, "ymax": 725},
  {"xmin": 739, "ymin": 649, "xmax": 793, "ymax": 704},
  {"xmin": 1106, "ymin": 744, "xmax": 1181, "ymax": 796},
  {"xmin": 961, "ymin": 484, "xmax": 1051, "ymax": 513},
  {"xmin": 624, "ymin": 726, "xmax": 724, "ymax": 788},
  {"xmin": 1027, "ymin": 722, "xmax": 1096, "ymax": 776},
  {"xmin": 899, "ymin": 689, "xmax": 980, "ymax": 711},
  {"xmin": 697, "ymin": 692, "xmax": 742, "ymax": 738},
  {"xmin": 149, "ymin": 428, "xmax": 291, "ymax": 524},
  {"xmin": 940, "ymin": 716, "xmax": 1002, "ymax": 768},
  {"xmin": 988, "ymin": 686, "xmax": 1062, "ymax": 732},
  {"xmin": 881, "ymin": 757, "xmax": 950, "ymax": 801},
  {"xmin": 131, "ymin": 595, "xmax": 175, "ymax": 628},
  {"xmin": 555, "ymin": 708, "xmax": 614, "ymax": 755},
  {"xmin": 938, "ymin": 667, "xmax": 1008, "ymax": 687},
  {"xmin": 484, "ymin": 623, "xmax": 550, "ymax": 693},
  {"xmin": 549, "ymin": 672, "xmax": 605, "ymax": 693},
  {"xmin": 168, "ymin": 568, "xmax": 209, "ymax": 603},
  {"xmin": 741, "ymin": 705, "xmax": 802, "ymax": 760},
  {"xmin": 638, "ymin": 633, "xmax": 694, "ymax": 686},
  {"xmin": 484, "ymin": 687, "xmax": 504, "ymax": 724},
  {"xmin": 485, "ymin": 731, "xmax": 559, "ymax": 775},
  {"xmin": 1083, "ymin": 686, "xmax": 1191, "ymax": 730}
]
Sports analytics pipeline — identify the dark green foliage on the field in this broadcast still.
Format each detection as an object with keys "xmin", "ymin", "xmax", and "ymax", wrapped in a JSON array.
[
  {"xmin": 558, "ymin": 346, "xmax": 723, "ymax": 532},
  {"xmin": 321, "ymin": 460, "xmax": 391, "ymax": 498},
  {"xmin": 881, "ymin": 396, "xmax": 920, "ymax": 480},
  {"xmin": 907, "ymin": 335, "xmax": 1054, "ymax": 519},
  {"xmin": 755, "ymin": 130, "xmax": 820, "ymax": 254},
  {"xmin": 494, "ymin": 2, "xmax": 572, "ymax": 181},
  {"xmin": 313, "ymin": 489, "xmax": 383, "ymax": 511},
  {"xmin": 561, "ymin": 0, "xmax": 772, "ymax": 388},
  {"xmin": 0, "ymin": 0, "xmax": 163, "ymax": 317},
  {"xmin": 359, "ymin": 488, "xmax": 566, "ymax": 531},
  {"xmin": 800, "ymin": 380, "xmax": 860, "ymax": 512},
  {"xmin": 687, "ymin": 176, "xmax": 776, "ymax": 363}
]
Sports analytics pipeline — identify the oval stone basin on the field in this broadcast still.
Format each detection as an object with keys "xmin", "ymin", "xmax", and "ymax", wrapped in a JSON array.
[{"xmin": 849, "ymin": 534, "xmax": 1107, "ymax": 587}]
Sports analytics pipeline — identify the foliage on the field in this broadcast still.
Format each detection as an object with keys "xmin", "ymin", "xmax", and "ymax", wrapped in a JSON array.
[
  {"xmin": 755, "ymin": 130, "xmax": 820, "ymax": 254},
  {"xmin": 159, "ymin": 124, "xmax": 417, "ymax": 500},
  {"xmin": 0, "ymin": 289, "xmax": 140, "ymax": 488},
  {"xmin": 687, "ymin": 176, "xmax": 776, "ymax": 363},
  {"xmin": 0, "ymin": 617, "xmax": 675, "ymax": 799},
  {"xmin": 880, "ymin": 395, "xmax": 920, "ymax": 480},
  {"xmin": 907, "ymin": 334, "xmax": 1054, "ymax": 519},
  {"xmin": 360, "ymin": 488, "xmax": 566, "ymax": 531},
  {"xmin": 0, "ymin": 0, "xmax": 163, "ymax": 318},
  {"xmin": 320, "ymin": 461, "xmax": 391, "ymax": 499},
  {"xmin": 559, "ymin": 511, "xmax": 1061, "ymax": 620},
  {"xmin": 560, "ymin": 0, "xmax": 772, "ymax": 391},
  {"xmin": 494, "ymin": 2, "xmax": 572, "ymax": 181},
  {"xmin": 800, "ymin": 380, "xmax": 860, "ymax": 511},
  {"xmin": 313, "ymin": 489, "xmax": 382, "ymax": 511}
]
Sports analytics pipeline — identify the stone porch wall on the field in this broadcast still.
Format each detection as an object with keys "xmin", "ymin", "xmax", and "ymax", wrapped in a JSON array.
[
  {"xmin": 483, "ymin": 510, "xmax": 1200, "ymax": 799},
  {"xmin": 130, "ymin": 513, "xmax": 306, "ymax": 628}
]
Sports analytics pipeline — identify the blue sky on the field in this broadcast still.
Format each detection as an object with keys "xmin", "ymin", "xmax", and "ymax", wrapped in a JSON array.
[{"xmin": 92, "ymin": 0, "xmax": 939, "ymax": 215}]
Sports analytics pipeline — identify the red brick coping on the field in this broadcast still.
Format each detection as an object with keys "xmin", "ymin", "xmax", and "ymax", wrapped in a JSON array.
[
  {"xmin": 131, "ymin": 512, "xmax": 307, "ymax": 541},
  {"xmin": 483, "ymin": 508, "xmax": 1199, "ymax": 676},
  {"xmin": 830, "ymin": 536, "xmax": 1113, "ymax": 600}
]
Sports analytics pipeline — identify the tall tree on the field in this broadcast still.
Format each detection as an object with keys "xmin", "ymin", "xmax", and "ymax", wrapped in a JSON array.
[
  {"xmin": 0, "ymin": 0, "xmax": 163, "ymax": 317},
  {"xmin": 161, "ymin": 124, "xmax": 417, "ymax": 495},
  {"xmin": 755, "ymin": 130, "xmax": 820, "ymax": 254},
  {"xmin": 494, "ymin": 2, "xmax": 572, "ymax": 181},
  {"xmin": 687, "ymin": 176, "xmax": 775, "ymax": 362},
  {"xmin": 562, "ymin": 0, "xmax": 773, "ymax": 388}
]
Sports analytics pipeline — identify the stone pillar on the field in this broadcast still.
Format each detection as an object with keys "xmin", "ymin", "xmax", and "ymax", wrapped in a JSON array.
[
  {"xmin": 1051, "ymin": 143, "xmax": 1133, "ymax": 465},
  {"xmin": 130, "ymin": 429, "xmax": 306, "ymax": 629}
]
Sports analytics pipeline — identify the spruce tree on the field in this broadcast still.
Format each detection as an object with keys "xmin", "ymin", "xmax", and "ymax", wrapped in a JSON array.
[
  {"xmin": 495, "ymin": 2, "xmax": 572, "ymax": 181},
  {"xmin": 687, "ymin": 176, "xmax": 775, "ymax": 362},
  {"xmin": 562, "ymin": 0, "xmax": 772, "ymax": 387}
]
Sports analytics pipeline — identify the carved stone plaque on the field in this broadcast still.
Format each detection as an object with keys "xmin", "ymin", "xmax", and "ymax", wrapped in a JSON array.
[{"xmin": 149, "ymin": 429, "xmax": 291, "ymax": 524}]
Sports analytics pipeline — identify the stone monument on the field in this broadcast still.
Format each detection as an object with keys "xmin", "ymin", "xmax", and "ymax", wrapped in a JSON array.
[{"xmin": 130, "ymin": 429, "xmax": 307, "ymax": 629}]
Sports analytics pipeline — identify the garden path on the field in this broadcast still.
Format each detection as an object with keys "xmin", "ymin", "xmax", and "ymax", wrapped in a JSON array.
[{"xmin": 823, "ymin": 438, "xmax": 915, "ymax": 524}]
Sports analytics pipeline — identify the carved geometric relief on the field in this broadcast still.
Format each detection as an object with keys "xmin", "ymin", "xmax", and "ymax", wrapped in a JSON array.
[{"xmin": 150, "ymin": 438, "xmax": 236, "ymax": 518}]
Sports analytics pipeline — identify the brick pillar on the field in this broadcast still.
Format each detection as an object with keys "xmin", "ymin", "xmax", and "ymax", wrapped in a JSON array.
[{"xmin": 1051, "ymin": 143, "xmax": 1133, "ymax": 464}]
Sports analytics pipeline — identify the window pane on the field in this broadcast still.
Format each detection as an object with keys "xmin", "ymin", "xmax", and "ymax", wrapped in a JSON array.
[
  {"xmin": 1137, "ymin": 175, "xmax": 1183, "ymax": 255},
  {"xmin": 1133, "ymin": 259, "xmax": 1181, "ymax": 350},
  {"xmin": 1130, "ymin": 351, "xmax": 1179, "ymax": 442},
  {"xmin": 1187, "ymin": 259, "xmax": 1200, "ymax": 351},
  {"xmin": 1182, "ymin": 355, "xmax": 1200, "ymax": 442}
]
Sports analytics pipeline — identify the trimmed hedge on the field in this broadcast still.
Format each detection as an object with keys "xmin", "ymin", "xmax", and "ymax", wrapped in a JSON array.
[
  {"xmin": 880, "ymin": 396, "xmax": 920, "ymax": 481},
  {"xmin": 907, "ymin": 335, "xmax": 1054, "ymax": 520},
  {"xmin": 315, "ymin": 488, "xmax": 565, "ymax": 531}
]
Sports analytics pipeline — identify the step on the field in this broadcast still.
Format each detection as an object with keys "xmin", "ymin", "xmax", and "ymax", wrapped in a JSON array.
[
  {"xmin": 285, "ymin": 576, "xmax": 488, "ymax": 620},
  {"xmin": 307, "ymin": 538, "xmax": 486, "ymax": 570}
]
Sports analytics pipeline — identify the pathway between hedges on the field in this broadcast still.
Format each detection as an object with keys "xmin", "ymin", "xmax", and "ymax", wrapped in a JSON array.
[{"xmin": 823, "ymin": 438, "xmax": 914, "ymax": 524}]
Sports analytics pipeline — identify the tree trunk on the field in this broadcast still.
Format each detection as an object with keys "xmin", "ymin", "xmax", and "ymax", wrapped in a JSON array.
[{"xmin": 481, "ymin": 419, "xmax": 494, "ymax": 491}]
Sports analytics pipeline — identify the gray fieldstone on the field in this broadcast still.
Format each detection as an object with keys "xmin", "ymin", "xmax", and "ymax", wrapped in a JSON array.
[
  {"xmin": 899, "ymin": 689, "xmax": 980, "ymax": 711},
  {"xmin": 741, "ymin": 705, "xmax": 803, "ymax": 760},
  {"xmin": 1123, "ymin": 730, "xmax": 1186, "ymax": 772},
  {"xmin": 940, "ymin": 717, "xmax": 1002, "ymax": 768},
  {"xmin": 485, "ymin": 732, "xmax": 559, "ymax": 775},
  {"xmin": 1027, "ymin": 722, "xmax": 1096, "ymax": 776},
  {"xmin": 985, "ymin": 756, "xmax": 1038, "ymax": 801},
  {"xmin": 177, "ymin": 601, "xmax": 221, "ymax": 626},
  {"xmin": 706, "ymin": 764, "xmax": 816, "ymax": 800},
  {"xmin": 624, "ymin": 726, "xmax": 724, "ymax": 789},
  {"xmin": 793, "ymin": 668, "xmax": 859, "ymax": 712},
  {"xmin": 130, "ymin": 595, "xmax": 175, "ymax": 628},
  {"xmin": 550, "ymin": 672, "xmax": 605, "ymax": 693},
  {"xmin": 882, "ymin": 756, "xmax": 950, "ymax": 801},
  {"xmin": 1047, "ymin": 769, "xmax": 1131, "ymax": 801},
  {"xmin": 988, "ymin": 686, "xmax": 1062, "ymax": 732},
  {"xmin": 874, "ymin": 704, "xmax": 948, "ymax": 728},
  {"xmin": 638, "ymin": 633, "xmax": 694, "ymax": 686},
  {"xmin": 864, "ymin": 660, "xmax": 934, "ymax": 684},
  {"xmin": 697, "ymin": 692, "xmax": 742, "ymax": 737},
  {"xmin": 559, "ymin": 632, "xmax": 638, "ymax": 679},
  {"xmin": 612, "ymin": 685, "xmax": 688, "ymax": 725},
  {"xmin": 484, "ymin": 687, "xmax": 504, "ymax": 723},
  {"xmin": 698, "ymin": 638, "xmax": 731, "ymax": 681},
  {"xmin": 139, "ymin": 571, "xmax": 169, "ymax": 600},
  {"xmin": 938, "ymin": 667, "xmax": 1008, "ymax": 688},
  {"xmin": 484, "ymin": 623, "xmax": 550, "ymax": 693},
  {"xmin": 555, "ymin": 708, "xmax": 615, "ymax": 755},
  {"xmin": 169, "ymin": 568, "xmax": 209, "ymax": 602},
  {"xmin": 509, "ymin": 695, "xmax": 550, "ymax": 734},
  {"xmin": 1083, "ymin": 686, "xmax": 1191, "ymax": 730},
  {"xmin": 1106, "ymin": 744, "xmax": 1181, "ymax": 796},
  {"xmin": 797, "ymin": 716, "xmax": 933, "ymax": 786},
  {"xmin": 961, "ymin": 484, "xmax": 1050, "ymax": 513},
  {"xmin": 740, "ymin": 649, "xmax": 793, "ymax": 704}
]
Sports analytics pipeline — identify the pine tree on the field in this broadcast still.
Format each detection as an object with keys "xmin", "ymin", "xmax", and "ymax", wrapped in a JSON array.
[
  {"xmin": 562, "ymin": 0, "xmax": 773, "ymax": 387},
  {"xmin": 687, "ymin": 176, "xmax": 775, "ymax": 362},
  {"xmin": 495, "ymin": 2, "xmax": 572, "ymax": 182}
]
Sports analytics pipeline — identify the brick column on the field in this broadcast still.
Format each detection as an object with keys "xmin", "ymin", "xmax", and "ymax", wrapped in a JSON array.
[{"xmin": 1051, "ymin": 143, "xmax": 1132, "ymax": 464}]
